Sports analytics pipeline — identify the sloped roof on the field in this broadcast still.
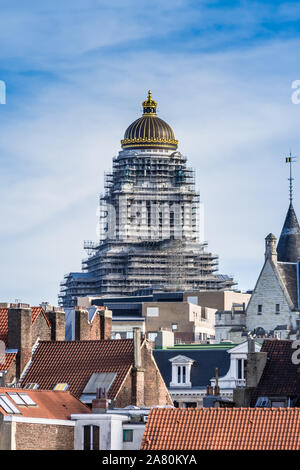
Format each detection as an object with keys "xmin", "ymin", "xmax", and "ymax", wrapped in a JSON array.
[
  {"xmin": 0, "ymin": 352, "xmax": 17, "ymax": 372},
  {"xmin": 153, "ymin": 348, "xmax": 230, "ymax": 389},
  {"xmin": 276, "ymin": 262, "xmax": 298, "ymax": 309},
  {"xmin": 0, "ymin": 387, "xmax": 89, "ymax": 419},
  {"xmin": 141, "ymin": 407, "xmax": 300, "ymax": 450},
  {"xmin": 250, "ymin": 339, "xmax": 300, "ymax": 406},
  {"xmin": 0, "ymin": 306, "xmax": 50, "ymax": 346},
  {"xmin": 277, "ymin": 202, "xmax": 300, "ymax": 263},
  {"xmin": 20, "ymin": 339, "xmax": 135, "ymax": 399}
]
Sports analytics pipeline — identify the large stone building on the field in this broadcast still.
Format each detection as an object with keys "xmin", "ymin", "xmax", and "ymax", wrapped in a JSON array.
[
  {"xmin": 215, "ymin": 201, "xmax": 300, "ymax": 342},
  {"xmin": 59, "ymin": 91, "xmax": 235, "ymax": 307}
]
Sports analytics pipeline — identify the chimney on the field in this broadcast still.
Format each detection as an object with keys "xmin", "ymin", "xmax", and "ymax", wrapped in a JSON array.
[
  {"xmin": 8, "ymin": 304, "xmax": 32, "ymax": 379},
  {"xmin": 131, "ymin": 328, "xmax": 145, "ymax": 406},
  {"xmin": 100, "ymin": 307, "xmax": 112, "ymax": 340},
  {"xmin": 214, "ymin": 367, "xmax": 220, "ymax": 395},
  {"xmin": 246, "ymin": 351, "xmax": 268, "ymax": 387},
  {"xmin": 248, "ymin": 337, "xmax": 255, "ymax": 353},
  {"xmin": 92, "ymin": 388, "xmax": 109, "ymax": 413},
  {"xmin": 74, "ymin": 307, "xmax": 90, "ymax": 340},
  {"xmin": 46, "ymin": 306, "xmax": 66, "ymax": 341},
  {"xmin": 265, "ymin": 233, "xmax": 277, "ymax": 262}
]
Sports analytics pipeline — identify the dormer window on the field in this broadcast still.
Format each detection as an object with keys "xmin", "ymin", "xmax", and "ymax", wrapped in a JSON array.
[{"xmin": 169, "ymin": 355, "xmax": 194, "ymax": 388}]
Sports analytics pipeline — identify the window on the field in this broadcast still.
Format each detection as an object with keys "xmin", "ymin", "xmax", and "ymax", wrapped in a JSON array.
[
  {"xmin": 257, "ymin": 304, "xmax": 262, "ymax": 315},
  {"xmin": 7, "ymin": 393, "xmax": 26, "ymax": 406},
  {"xmin": 53, "ymin": 383, "xmax": 69, "ymax": 391},
  {"xmin": 24, "ymin": 383, "xmax": 39, "ymax": 390},
  {"xmin": 177, "ymin": 366, "xmax": 186, "ymax": 384},
  {"xmin": 169, "ymin": 355, "xmax": 194, "ymax": 388},
  {"xmin": 123, "ymin": 429, "xmax": 134, "ymax": 442},
  {"xmin": 0, "ymin": 395, "xmax": 21, "ymax": 414},
  {"xmin": 237, "ymin": 359, "xmax": 244, "ymax": 380},
  {"xmin": 275, "ymin": 304, "xmax": 280, "ymax": 314},
  {"xmin": 83, "ymin": 425, "xmax": 100, "ymax": 450},
  {"xmin": 187, "ymin": 296, "xmax": 198, "ymax": 305},
  {"xmin": 18, "ymin": 394, "xmax": 37, "ymax": 406},
  {"xmin": 146, "ymin": 307, "xmax": 159, "ymax": 317},
  {"xmin": 172, "ymin": 323, "xmax": 178, "ymax": 331},
  {"xmin": 148, "ymin": 332, "xmax": 157, "ymax": 342}
]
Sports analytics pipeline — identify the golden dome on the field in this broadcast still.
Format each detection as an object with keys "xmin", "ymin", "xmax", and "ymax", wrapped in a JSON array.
[{"xmin": 121, "ymin": 91, "xmax": 178, "ymax": 150}]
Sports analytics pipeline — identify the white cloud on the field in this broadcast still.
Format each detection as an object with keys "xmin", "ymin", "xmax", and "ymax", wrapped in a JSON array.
[{"xmin": 1, "ymin": 3, "xmax": 300, "ymax": 304}]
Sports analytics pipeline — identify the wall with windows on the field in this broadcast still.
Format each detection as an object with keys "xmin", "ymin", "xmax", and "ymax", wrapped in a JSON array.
[
  {"xmin": 142, "ymin": 301, "xmax": 215, "ymax": 343},
  {"xmin": 73, "ymin": 414, "xmax": 145, "ymax": 450},
  {"xmin": 246, "ymin": 259, "xmax": 297, "ymax": 336}
]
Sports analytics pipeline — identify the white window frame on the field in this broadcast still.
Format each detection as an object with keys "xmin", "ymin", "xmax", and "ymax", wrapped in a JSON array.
[{"xmin": 169, "ymin": 355, "xmax": 194, "ymax": 388}]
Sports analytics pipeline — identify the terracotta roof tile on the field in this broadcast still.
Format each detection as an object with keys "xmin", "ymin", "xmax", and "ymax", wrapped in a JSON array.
[
  {"xmin": 0, "ymin": 309, "xmax": 8, "ymax": 345},
  {"xmin": 0, "ymin": 387, "xmax": 90, "ymax": 419},
  {"xmin": 141, "ymin": 408, "xmax": 300, "ymax": 450},
  {"xmin": 251, "ymin": 339, "xmax": 300, "ymax": 406},
  {"xmin": 0, "ymin": 307, "xmax": 50, "ymax": 346},
  {"xmin": 21, "ymin": 339, "xmax": 134, "ymax": 399},
  {"xmin": 0, "ymin": 352, "xmax": 17, "ymax": 371}
]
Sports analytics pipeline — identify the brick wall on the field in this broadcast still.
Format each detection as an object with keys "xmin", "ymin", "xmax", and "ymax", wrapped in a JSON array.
[
  {"xmin": 47, "ymin": 309, "xmax": 66, "ymax": 341},
  {"xmin": 114, "ymin": 341, "xmax": 173, "ymax": 407},
  {"xmin": 15, "ymin": 422, "xmax": 74, "ymax": 450},
  {"xmin": 31, "ymin": 314, "xmax": 51, "ymax": 345},
  {"xmin": 74, "ymin": 308, "xmax": 112, "ymax": 340},
  {"xmin": 8, "ymin": 307, "xmax": 32, "ymax": 378}
]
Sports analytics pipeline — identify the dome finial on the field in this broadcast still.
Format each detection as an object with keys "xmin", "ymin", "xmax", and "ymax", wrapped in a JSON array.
[{"xmin": 142, "ymin": 90, "xmax": 157, "ymax": 115}]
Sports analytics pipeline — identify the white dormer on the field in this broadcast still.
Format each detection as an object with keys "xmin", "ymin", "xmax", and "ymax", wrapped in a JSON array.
[
  {"xmin": 210, "ymin": 341, "xmax": 261, "ymax": 390},
  {"xmin": 169, "ymin": 355, "xmax": 194, "ymax": 388}
]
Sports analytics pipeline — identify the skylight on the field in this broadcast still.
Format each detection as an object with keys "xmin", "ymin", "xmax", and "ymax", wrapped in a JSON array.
[
  {"xmin": 18, "ymin": 393, "xmax": 36, "ymax": 406},
  {"xmin": 53, "ymin": 383, "xmax": 69, "ymax": 391},
  {"xmin": 8, "ymin": 393, "xmax": 26, "ymax": 406},
  {"xmin": 0, "ymin": 394, "xmax": 21, "ymax": 414}
]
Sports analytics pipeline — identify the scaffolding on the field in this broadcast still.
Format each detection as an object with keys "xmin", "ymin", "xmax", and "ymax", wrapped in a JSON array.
[{"xmin": 59, "ymin": 147, "xmax": 235, "ymax": 307}]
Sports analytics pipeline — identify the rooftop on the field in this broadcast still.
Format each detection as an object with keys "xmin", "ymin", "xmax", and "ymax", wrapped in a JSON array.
[
  {"xmin": 251, "ymin": 339, "xmax": 300, "ymax": 406},
  {"xmin": 20, "ymin": 339, "xmax": 137, "ymax": 399},
  {"xmin": 0, "ymin": 387, "xmax": 90, "ymax": 419},
  {"xmin": 141, "ymin": 407, "xmax": 300, "ymax": 450}
]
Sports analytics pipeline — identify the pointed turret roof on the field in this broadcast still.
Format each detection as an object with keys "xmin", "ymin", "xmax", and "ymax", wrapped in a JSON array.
[{"xmin": 277, "ymin": 202, "xmax": 300, "ymax": 262}]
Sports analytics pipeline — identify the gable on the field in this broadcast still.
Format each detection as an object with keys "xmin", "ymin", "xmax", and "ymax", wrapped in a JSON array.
[{"xmin": 246, "ymin": 259, "xmax": 293, "ymax": 332}]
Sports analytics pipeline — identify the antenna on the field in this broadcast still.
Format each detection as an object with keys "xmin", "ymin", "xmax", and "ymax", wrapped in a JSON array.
[{"xmin": 286, "ymin": 151, "xmax": 297, "ymax": 203}]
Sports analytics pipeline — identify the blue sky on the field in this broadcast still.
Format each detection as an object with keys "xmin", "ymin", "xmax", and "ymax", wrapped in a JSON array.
[{"xmin": 1, "ymin": 0, "xmax": 300, "ymax": 305}]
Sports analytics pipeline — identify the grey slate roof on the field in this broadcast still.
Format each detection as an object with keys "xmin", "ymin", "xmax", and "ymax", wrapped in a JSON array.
[
  {"xmin": 277, "ymin": 203, "xmax": 300, "ymax": 263},
  {"xmin": 153, "ymin": 348, "xmax": 231, "ymax": 390},
  {"xmin": 276, "ymin": 262, "xmax": 298, "ymax": 309}
]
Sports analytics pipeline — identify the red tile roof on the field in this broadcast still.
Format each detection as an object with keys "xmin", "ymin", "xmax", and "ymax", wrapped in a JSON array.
[
  {"xmin": 141, "ymin": 407, "xmax": 300, "ymax": 450},
  {"xmin": 0, "ymin": 387, "xmax": 90, "ymax": 419},
  {"xmin": 0, "ymin": 352, "xmax": 17, "ymax": 371},
  {"xmin": 21, "ymin": 339, "xmax": 135, "ymax": 399},
  {"xmin": 251, "ymin": 339, "xmax": 300, "ymax": 406},
  {"xmin": 0, "ymin": 306, "xmax": 50, "ymax": 346},
  {"xmin": 0, "ymin": 308, "xmax": 8, "ymax": 345}
]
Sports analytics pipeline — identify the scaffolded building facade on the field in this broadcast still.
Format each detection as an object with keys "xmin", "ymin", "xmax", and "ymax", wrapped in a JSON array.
[{"xmin": 59, "ymin": 92, "xmax": 235, "ymax": 307}]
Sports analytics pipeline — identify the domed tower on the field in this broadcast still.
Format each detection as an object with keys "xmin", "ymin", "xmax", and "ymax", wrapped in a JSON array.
[{"xmin": 59, "ymin": 92, "xmax": 235, "ymax": 307}]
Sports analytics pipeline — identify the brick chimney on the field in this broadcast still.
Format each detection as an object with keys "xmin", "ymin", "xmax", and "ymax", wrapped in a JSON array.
[
  {"xmin": 92, "ymin": 388, "xmax": 109, "ymax": 413},
  {"xmin": 46, "ymin": 306, "xmax": 66, "ymax": 341},
  {"xmin": 8, "ymin": 304, "xmax": 32, "ymax": 379},
  {"xmin": 131, "ymin": 328, "xmax": 145, "ymax": 406},
  {"xmin": 74, "ymin": 308, "xmax": 91, "ymax": 340},
  {"xmin": 100, "ymin": 308, "xmax": 112, "ymax": 340}
]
